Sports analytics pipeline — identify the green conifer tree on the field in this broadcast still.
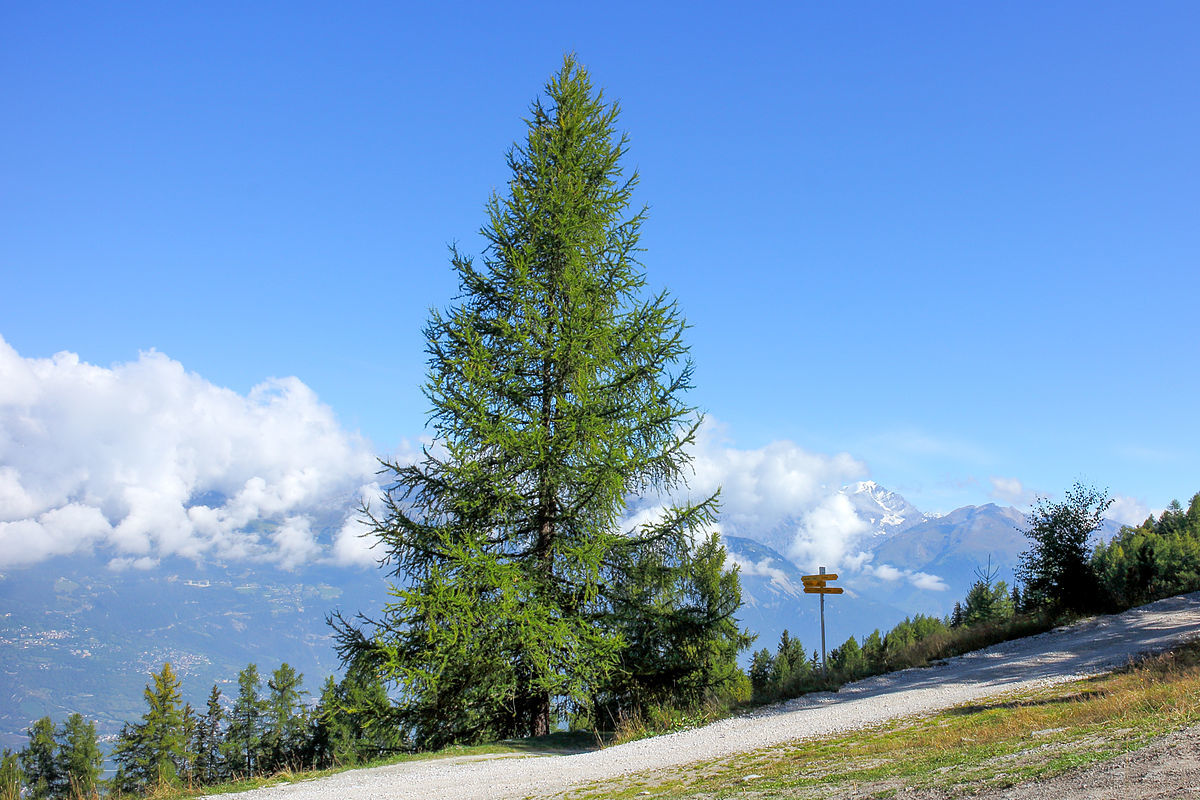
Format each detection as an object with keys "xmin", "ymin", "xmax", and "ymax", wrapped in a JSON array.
[
  {"xmin": 193, "ymin": 685, "xmax": 225, "ymax": 785},
  {"xmin": 747, "ymin": 648, "xmax": 774, "ymax": 697},
  {"xmin": 263, "ymin": 663, "xmax": 306, "ymax": 772},
  {"xmin": 55, "ymin": 713, "xmax": 102, "ymax": 799},
  {"xmin": 861, "ymin": 630, "xmax": 885, "ymax": 672},
  {"xmin": 113, "ymin": 662, "xmax": 186, "ymax": 793},
  {"xmin": 178, "ymin": 702, "xmax": 198, "ymax": 786},
  {"xmin": 597, "ymin": 531, "xmax": 752, "ymax": 718},
  {"xmin": 333, "ymin": 55, "xmax": 743, "ymax": 747},
  {"xmin": 19, "ymin": 717, "xmax": 58, "ymax": 800},
  {"xmin": 831, "ymin": 636, "xmax": 865, "ymax": 677},
  {"xmin": 224, "ymin": 664, "xmax": 264, "ymax": 777}
]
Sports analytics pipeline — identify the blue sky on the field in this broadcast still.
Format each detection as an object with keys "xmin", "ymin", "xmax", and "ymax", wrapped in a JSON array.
[{"xmin": 2, "ymin": 2, "xmax": 1198, "ymax": 570}]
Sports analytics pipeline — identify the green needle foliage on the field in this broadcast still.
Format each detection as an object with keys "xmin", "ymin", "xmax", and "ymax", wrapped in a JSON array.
[
  {"xmin": 0, "ymin": 749, "xmax": 21, "ymax": 800},
  {"xmin": 19, "ymin": 717, "xmax": 57, "ymax": 800},
  {"xmin": 224, "ymin": 663, "xmax": 265, "ymax": 777},
  {"xmin": 56, "ymin": 713, "xmax": 102, "ymax": 799},
  {"xmin": 263, "ymin": 663, "xmax": 307, "ymax": 772},
  {"xmin": 334, "ymin": 55, "xmax": 747, "ymax": 748},
  {"xmin": 113, "ymin": 662, "xmax": 187, "ymax": 794},
  {"xmin": 192, "ymin": 685, "xmax": 225, "ymax": 785}
]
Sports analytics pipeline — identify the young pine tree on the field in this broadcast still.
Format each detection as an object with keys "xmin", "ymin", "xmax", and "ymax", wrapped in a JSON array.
[
  {"xmin": 311, "ymin": 665, "xmax": 403, "ymax": 768},
  {"xmin": 333, "ymin": 55, "xmax": 742, "ymax": 747},
  {"xmin": 178, "ymin": 702, "xmax": 198, "ymax": 787},
  {"xmin": 599, "ymin": 531, "xmax": 752, "ymax": 719},
  {"xmin": 747, "ymin": 648, "xmax": 774, "ymax": 698},
  {"xmin": 19, "ymin": 717, "xmax": 58, "ymax": 800},
  {"xmin": 55, "ymin": 713, "xmax": 102, "ymax": 799},
  {"xmin": 192, "ymin": 685, "xmax": 225, "ymax": 785},
  {"xmin": 263, "ymin": 663, "xmax": 306, "ymax": 772},
  {"xmin": 831, "ymin": 636, "xmax": 866, "ymax": 678},
  {"xmin": 224, "ymin": 664, "xmax": 264, "ymax": 777},
  {"xmin": 113, "ymin": 662, "xmax": 187, "ymax": 793}
]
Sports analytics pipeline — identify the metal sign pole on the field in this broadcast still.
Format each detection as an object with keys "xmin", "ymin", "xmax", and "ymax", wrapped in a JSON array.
[
  {"xmin": 819, "ymin": 566, "xmax": 827, "ymax": 677},
  {"xmin": 801, "ymin": 567, "xmax": 841, "ymax": 679}
]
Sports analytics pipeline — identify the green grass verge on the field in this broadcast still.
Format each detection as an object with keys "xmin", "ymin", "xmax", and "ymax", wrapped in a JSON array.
[{"xmin": 558, "ymin": 640, "xmax": 1200, "ymax": 799}]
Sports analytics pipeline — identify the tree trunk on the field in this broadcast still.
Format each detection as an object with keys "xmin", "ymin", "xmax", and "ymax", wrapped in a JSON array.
[{"xmin": 531, "ymin": 692, "xmax": 551, "ymax": 738}]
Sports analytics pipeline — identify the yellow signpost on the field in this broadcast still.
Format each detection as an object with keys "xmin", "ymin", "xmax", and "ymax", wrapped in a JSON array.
[{"xmin": 803, "ymin": 567, "xmax": 840, "ymax": 673}]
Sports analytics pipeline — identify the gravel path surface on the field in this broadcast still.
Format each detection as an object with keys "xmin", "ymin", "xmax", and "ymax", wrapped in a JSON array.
[{"xmin": 213, "ymin": 592, "xmax": 1200, "ymax": 800}]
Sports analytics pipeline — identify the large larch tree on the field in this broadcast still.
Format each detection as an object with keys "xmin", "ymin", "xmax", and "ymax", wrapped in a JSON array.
[{"xmin": 334, "ymin": 56, "xmax": 747, "ymax": 747}]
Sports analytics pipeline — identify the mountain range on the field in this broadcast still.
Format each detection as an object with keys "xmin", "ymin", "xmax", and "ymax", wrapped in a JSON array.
[{"xmin": 0, "ymin": 482, "xmax": 1115, "ymax": 750}]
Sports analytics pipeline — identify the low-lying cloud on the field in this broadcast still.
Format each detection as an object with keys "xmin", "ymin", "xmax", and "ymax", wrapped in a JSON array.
[
  {"xmin": 6, "ymin": 336, "xmax": 1093, "ymax": 590},
  {"xmin": 629, "ymin": 420, "xmax": 896, "ymax": 574},
  {"xmin": 0, "ymin": 336, "xmax": 383, "ymax": 570}
]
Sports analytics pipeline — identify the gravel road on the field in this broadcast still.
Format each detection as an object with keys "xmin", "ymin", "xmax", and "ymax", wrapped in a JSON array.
[{"xmin": 213, "ymin": 592, "xmax": 1200, "ymax": 800}]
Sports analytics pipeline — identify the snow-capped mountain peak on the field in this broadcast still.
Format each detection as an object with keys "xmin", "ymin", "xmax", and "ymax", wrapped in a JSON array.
[{"xmin": 842, "ymin": 481, "xmax": 927, "ymax": 537}]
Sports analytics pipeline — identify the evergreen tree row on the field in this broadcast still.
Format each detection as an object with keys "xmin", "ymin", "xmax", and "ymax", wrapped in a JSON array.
[
  {"xmin": 1093, "ymin": 493, "xmax": 1200, "ymax": 609},
  {"xmin": 747, "ymin": 613, "xmax": 952, "ymax": 703},
  {"xmin": 2, "ymin": 713, "xmax": 101, "ymax": 800},
  {"xmin": 3, "ymin": 660, "xmax": 400, "ymax": 799},
  {"xmin": 110, "ymin": 660, "xmax": 402, "ymax": 795}
]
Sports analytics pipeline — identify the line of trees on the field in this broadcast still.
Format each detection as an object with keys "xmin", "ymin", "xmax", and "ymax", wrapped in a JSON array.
[
  {"xmin": 747, "ymin": 614, "xmax": 953, "ymax": 703},
  {"xmin": 1, "ymin": 713, "xmax": 101, "ymax": 800},
  {"xmin": 748, "ymin": 483, "xmax": 1200, "ymax": 707},
  {"xmin": 3, "ymin": 659, "xmax": 400, "ymax": 799},
  {"xmin": 1093, "ymin": 493, "xmax": 1200, "ymax": 609},
  {"xmin": 1015, "ymin": 482, "xmax": 1200, "ymax": 616}
]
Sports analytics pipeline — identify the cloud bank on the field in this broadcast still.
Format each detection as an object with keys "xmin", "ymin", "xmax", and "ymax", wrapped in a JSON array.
[
  {"xmin": 629, "ymin": 420, "xmax": 888, "ymax": 573},
  {"xmin": 0, "ymin": 338, "xmax": 894, "ymax": 577},
  {"xmin": 7, "ymin": 335, "xmax": 1116, "ymax": 591},
  {"xmin": 0, "ymin": 336, "xmax": 383, "ymax": 570}
]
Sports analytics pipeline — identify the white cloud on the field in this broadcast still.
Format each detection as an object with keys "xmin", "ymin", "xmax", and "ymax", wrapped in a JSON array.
[
  {"xmin": 726, "ymin": 553, "xmax": 799, "ymax": 593},
  {"xmin": 989, "ymin": 476, "xmax": 1033, "ymax": 506},
  {"xmin": 868, "ymin": 563, "xmax": 904, "ymax": 582},
  {"xmin": 858, "ymin": 561, "xmax": 949, "ymax": 591},
  {"xmin": 910, "ymin": 572, "xmax": 950, "ymax": 591},
  {"xmin": 1107, "ymin": 494, "xmax": 1151, "ymax": 527},
  {"xmin": 0, "ymin": 335, "xmax": 384, "ymax": 570},
  {"xmin": 331, "ymin": 482, "xmax": 386, "ymax": 568},
  {"xmin": 627, "ymin": 419, "xmax": 879, "ymax": 573}
]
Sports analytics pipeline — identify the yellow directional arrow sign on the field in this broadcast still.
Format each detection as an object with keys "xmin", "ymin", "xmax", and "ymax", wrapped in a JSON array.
[{"xmin": 804, "ymin": 567, "xmax": 841, "ymax": 675}]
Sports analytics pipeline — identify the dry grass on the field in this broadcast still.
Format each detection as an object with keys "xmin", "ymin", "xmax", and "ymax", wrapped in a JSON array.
[{"xmin": 561, "ymin": 639, "xmax": 1200, "ymax": 799}]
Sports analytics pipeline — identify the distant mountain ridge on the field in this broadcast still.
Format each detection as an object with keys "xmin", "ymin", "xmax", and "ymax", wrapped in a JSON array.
[
  {"xmin": 724, "ymin": 486, "xmax": 1034, "ymax": 663},
  {"xmin": 0, "ymin": 482, "xmax": 1126, "ymax": 752},
  {"xmin": 726, "ymin": 485, "xmax": 1126, "ymax": 662}
]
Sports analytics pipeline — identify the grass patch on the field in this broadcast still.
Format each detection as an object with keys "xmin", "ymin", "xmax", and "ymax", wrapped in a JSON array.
[{"xmin": 559, "ymin": 639, "xmax": 1200, "ymax": 799}]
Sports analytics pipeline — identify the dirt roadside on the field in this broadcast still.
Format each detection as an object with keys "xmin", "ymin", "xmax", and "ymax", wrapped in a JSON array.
[{"xmin": 892, "ymin": 723, "xmax": 1200, "ymax": 800}]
